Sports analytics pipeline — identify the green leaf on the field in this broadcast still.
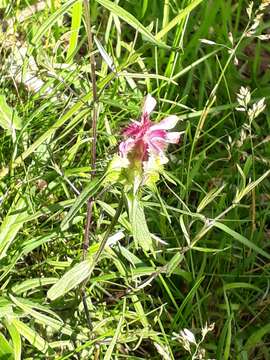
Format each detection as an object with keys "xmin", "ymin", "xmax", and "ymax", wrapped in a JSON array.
[
  {"xmin": 0, "ymin": 94, "xmax": 22, "ymax": 134},
  {"xmin": 222, "ymin": 282, "xmax": 262, "ymax": 293},
  {"xmin": 166, "ymin": 252, "xmax": 184, "ymax": 277},
  {"xmin": 245, "ymin": 323, "xmax": 270, "ymax": 350},
  {"xmin": 127, "ymin": 196, "xmax": 153, "ymax": 253},
  {"xmin": 0, "ymin": 332, "xmax": 13, "ymax": 359},
  {"xmin": 61, "ymin": 176, "xmax": 105, "ymax": 230},
  {"xmin": 173, "ymin": 276, "xmax": 204, "ymax": 325},
  {"xmin": 66, "ymin": 0, "xmax": 83, "ymax": 62},
  {"xmin": 4, "ymin": 321, "xmax": 21, "ymax": 360},
  {"xmin": 0, "ymin": 233, "xmax": 58, "ymax": 283},
  {"xmin": 0, "ymin": 297, "xmax": 13, "ymax": 319},
  {"xmin": 47, "ymin": 260, "xmax": 93, "ymax": 300},
  {"xmin": 131, "ymin": 294, "xmax": 148, "ymax": 328},
  {"xmin": 197, "ymin": 184, "xmax": 226, "ymax": 212},
  {"xmin": 97, "ymin": 200, "xmax": 131, "ymax": 231},
  {"xmin": 12, "ymin": 319, "xmax": 49, "ymax": 354},
  {"xmin": 214, "ymin": 221, "xmax": 270, "ymax": 260},
  {"xmin": 96, "ymin": 0, "xmax": 169, "ymax": 49},
  {"xmin": 0, "ymin": 195, "xmax": 28, "ymax": 259},
  {"xmin": 234, "ymin": 169, "xmax": 270, "ymax": 203},
  {"xmin": 104, "ymin": 300, "xmax": 126, "ymax": 360},
  {"xmin": 179, "ymin": 215, "xmax": 190, "ymax": 245},
  {"xmin": 156, "ymin": 0, "xmax": 204, "ymax": 40},
  {"xmin": 31, "ymin": 0, "xmax": 78, "ymax": 46},
  {"xmin": 12, "ymin": 278, "xmax": 58, "ymax": 295},
  {"xmin": 217, "ymin": 316, "xmax": 232, "ymax": 359},
  {"xmin": 9, "ymin": 295, "xmax": 88, "ymax": 342}
]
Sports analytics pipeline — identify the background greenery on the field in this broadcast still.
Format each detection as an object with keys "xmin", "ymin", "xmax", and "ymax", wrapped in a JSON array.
[{"xmin": 0, "ymin": 0, "xmax": 270, "ymax": 359}]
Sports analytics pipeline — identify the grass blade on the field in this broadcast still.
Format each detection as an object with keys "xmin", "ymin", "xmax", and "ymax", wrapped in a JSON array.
[
  {"xmin": 96, "ymin": 0, "xmax": 170, "ymax": 49},
  {"xmin": 156, "ymin": 0, "xmax": 204, "ymax": 40},
  {"xmin": 214, "ymin": 221, "xmax": 270, "ymax": 260},
  {"xmin": 0, "ymin": 195, "xmax": 28, "ymax": 259},
  {"xmin": 61, "ymin": 176, "xmax": 105, "ymax": 230},
  {"xmin": 4, "ymin": 321, "xmax": 22, "ymax": 360},
  {"xmin": 66, "ymin": 0, "xmax": 83, "ymax": 62}
]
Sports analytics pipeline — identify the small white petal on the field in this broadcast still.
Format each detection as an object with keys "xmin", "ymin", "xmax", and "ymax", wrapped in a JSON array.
[
  {"xmin": 142, "ymin": 94, "xmax": 156, "ymax": 115},
  {"xmin": 182, "ymin": 329, "xmax": 196, "ymax": 344},
  {"xmin": 166, "ymin": 131, "xmax": 181, "ymax": 144},
  {"xmin": 151, "ymin": 115, "xmax": 178, "ymax": 130},
  {"xmin": 159, "ymin": 154, "xmax": 169, "ymax": 164}
]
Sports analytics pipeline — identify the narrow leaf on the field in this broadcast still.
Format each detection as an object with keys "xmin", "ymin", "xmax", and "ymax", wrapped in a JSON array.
[
  {"xmin": 0, "ymin": 195, "xmax": 28, "ymax": 259},
  {"xmin": 214, "ymin": 221, "xmax": 270, "ymax": 260},
  {"xmin": 156, "ymin": 0, "xmax": 203, "ymax": 40},
  {"xmin": 47, "ymin": 260, "xmax": 93, "ymax": 300},
  {"xmin": 12, "ymin": 319, "xmax": 49, "ymax": 354},
  {"xmin": 61, "ymin": 176, "xmax": 104, "ymax": 230},
  {"xmin": 0, "ymin": 332, "xmax": 13, "ymax": 358},
  {"xmin": 4, "ymin": 321, "xmax": 21, "ymax": 360},
  {"xmin": 104, "ymin": 300, "xmax": 125, "ymax": 360},
  {"xmin": 0, "ymin": 94, "xmax": 22, "ymax": 134},
  {"xmin": 166, "ymin": 252, "xmax": 184, "ymax": 276},
  {"xmin": 66, "ymin": 0, "xmax": 83, "ymax": 61},
  {"xmin": 96, "ymin": 0, "xmax": 169, "ymax": 49},
  {"xmin": 12, "ymin": 278, "xmax": 58, "ymax": 295},
  {"xmin": 245, "ymin": 324, "xmax": 270, "ymax": 350},
  {"xmin": 128, "ymin": 196, "xmax": 153, "ymax": 253},
  {"xmin": 197, "ymin": 184, "xmax": 226, "ymax": 212}
]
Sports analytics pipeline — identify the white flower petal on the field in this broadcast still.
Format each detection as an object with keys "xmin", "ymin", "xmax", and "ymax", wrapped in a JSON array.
[
  {"xmin": 181, "ymin": 329, "xmax": 196, "ymax": 344},
  {"xmin": 150, "ymin": 115, "xmax": 178, "ymax": 130},
  {"xmin": 119, "ymin": 138, "xmax": 135, "ymax": 156},
  {"xmin": 166, "ymin": 131, "xmax": 181, "ymax": 144},
  {"xmin": 142, "ymin": 94, "xmax": 156, "ymax": 115},
  {"xmin": 159, "ymin": 154, "xmax": 169, "ymax": 164}
]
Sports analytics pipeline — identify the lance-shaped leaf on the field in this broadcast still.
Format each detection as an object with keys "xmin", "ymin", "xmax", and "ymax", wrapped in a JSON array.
[
  {"xmin": 0, "ymin": 94, "xmax": 22, "ymax": 135},
  {"xmin": 127, "ymin": 195, "xmax": 153, "ymax": 253},
  {"xmin": 47, "ymin": 259, "xmax": 93, "ymax": 301}
]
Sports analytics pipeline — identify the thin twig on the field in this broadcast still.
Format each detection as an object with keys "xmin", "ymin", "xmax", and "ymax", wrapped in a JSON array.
[
  {"xmin": 82, "ymin": 0, "xmax": 98, "ymax": 260},
  {"xmin": 81, "ymin": 0, "xmax": 99, "ymax": 331},
  {"xmin": 83, "ymin": 0, "xmax": 98, "ymax": 176}
]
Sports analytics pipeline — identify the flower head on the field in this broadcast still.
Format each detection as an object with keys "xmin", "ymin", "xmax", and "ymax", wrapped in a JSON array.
[
  {"xmin": 106, "ymin": 95, "xmax": 181, "ymax": 190},
  {"xmin": 119, "ymin": 94, "xmax": 181, "ymax": 165}
]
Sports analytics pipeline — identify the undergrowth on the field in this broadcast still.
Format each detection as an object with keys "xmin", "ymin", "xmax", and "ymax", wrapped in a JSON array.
[{"xmin": 0, "ymin": 0, "xmax": 270, "ymax": 359}]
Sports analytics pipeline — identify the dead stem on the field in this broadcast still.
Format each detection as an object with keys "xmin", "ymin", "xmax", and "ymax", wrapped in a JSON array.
[{"xmin": 82, "ymin": 0, "xmax": 99, "ymax": 331}]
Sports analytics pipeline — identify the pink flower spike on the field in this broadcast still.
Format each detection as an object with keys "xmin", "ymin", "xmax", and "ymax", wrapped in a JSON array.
[
  {"xmin": 142, "ymin": 94, "xmax": 156, "ymax": 115},
  {"xmin": 119, "ymin": 94, "xmax": 181, "ymax": 165},
  {"xmin": 150, "ymin": 115, "xmax": 178, "ymax": 130}
]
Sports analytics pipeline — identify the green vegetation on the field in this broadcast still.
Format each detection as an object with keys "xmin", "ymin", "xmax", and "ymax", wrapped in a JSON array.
[{"xmin": 0, "ymin": 0, "xmax": 270, "ymax": 359}]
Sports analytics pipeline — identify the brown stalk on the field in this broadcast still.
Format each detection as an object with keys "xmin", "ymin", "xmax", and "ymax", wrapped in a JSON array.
[
  {"xmin": 83, "ymin": 0, "xmax": 98, "ymax": 260},
  {"xmin": 82, "ymin": 0, "xmax": 99, "ymax": 330}
]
